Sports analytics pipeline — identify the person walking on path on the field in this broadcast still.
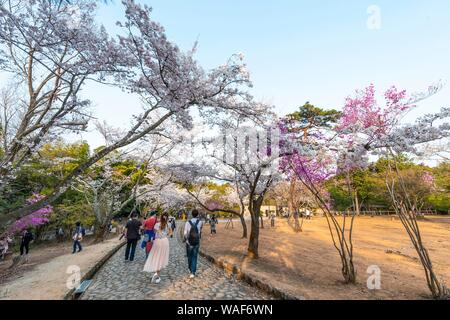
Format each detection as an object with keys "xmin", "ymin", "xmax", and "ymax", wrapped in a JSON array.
[
  {"xmin": 209, "ymin": 214, "xmax": 217, "ymax": 235},
  {"xmin": 142, "ymin": 211, "xmax": 157, "ymax": 258},
  {"xmin": 270, "ymin": 213, "xmax": 276, "ymax": 228},
  {"xmin": 0, "ymin": 236, "xmax": 12, "ymax": 260},
  {"xmin": 20, "ymin": 229, "xmax": 34, "ymax": 258},
  {"xmin": 57, "ymin": 227, "xmax": 64, "ymax": 241},
  {"xmin": 183, "ymin": 209, "xmax": 203, "ymax": 279},
  {"xmin": 305, "ymin": 208, "xmax": 312, "ymax": 220},
  {"xmin": 125, "ymin": 212, "xmax": 142, "ymax": 262},
  {"xmin": 143, "ymin": 213, "xmax": 171, "ymax": 284},
  {"xmin": 72, "ymin": 222, "xmax": 85, "ymax": 254},
  {"xmin": 169, "ymin": 217, "xmax": 176, "ymax": 238}
]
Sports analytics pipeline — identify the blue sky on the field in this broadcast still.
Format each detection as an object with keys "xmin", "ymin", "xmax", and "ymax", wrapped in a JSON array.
[{"xmin": 3, "ymin": 1, "xmax": 450, "ymax": 148}]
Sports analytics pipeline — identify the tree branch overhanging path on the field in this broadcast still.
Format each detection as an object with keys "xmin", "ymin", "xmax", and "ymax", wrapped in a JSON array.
[{"xmin": 0, "ymin": 0, "xmax": 269, "ymax": 228}]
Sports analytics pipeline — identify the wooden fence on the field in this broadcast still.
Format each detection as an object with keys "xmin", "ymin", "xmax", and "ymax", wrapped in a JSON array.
[{"xmin": 328, "ymin": 209, "xmax": 439, "ymax": 216}]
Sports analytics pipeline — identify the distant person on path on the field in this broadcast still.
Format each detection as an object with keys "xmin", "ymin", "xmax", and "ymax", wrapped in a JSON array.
[
  {"xmin": 57, "ymin": 227, "xmax": 64, "ymax": 241},
  {"xmin": 72, "ymin": 222, "xmax": 85, "ymax": 254},
  {"xmin": 183, "ymin": 209, "xmax": 203, "ymax": 278},
  {"xmin": 209, "ymin": 214, "xmax": 217, "ymax": 235},
  {"xmin": 125, "ymin": 212, "xmax": 142, "ymax": 262},
  {"xmin": 305, "ymin": 208, "xmax": 312, "ymax": 220},
  {"xmin": 169, "ymin": 217, "xmax": 176, "ymax": 238},
  {"xmin": 270, "ymin": 213, "xmax": 276, "ymax": 228},
  {"xmin": 20, "ymin": 229, "xmax": 34, "ymax": 257},
  {"xmin": 142, "ymin": 211, "xmax": 157, "ymax": 258},
  {"xmin": 143, "ymin": 213, "xmax": 171, "ymax": 284},
  {"xmin": 0, "ymin": 236, "xmax": 12, "ymax": 260}
]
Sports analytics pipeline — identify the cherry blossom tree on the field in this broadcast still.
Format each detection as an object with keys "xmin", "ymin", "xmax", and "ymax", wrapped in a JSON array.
[
  {"xmin": 0, "ymin": 0, "xmax": 268, "ymax": 228},
  {"xmin": 170, "ymin": 118, "xmax": 281, "ymax": 258},
  {"xmin": 0, "ymin": 0, "xmax": 126, "ymax": 181},
  {"xmin": 72, "ymin": 158, "xmax": 146, "ymax": 242},
  {"xmin": 72, "ymin": 127, "xmax": 179, "ymax": 241},
  {"xmin": 280, "ymin": 147, "xmax": 361, "ymax": 283},
  {"xmin": 169, "ymin": 163, "xmax": 249, "ymax": 238},
  {"xmin": 135, "ymin": 172, "xmax": 190, "ymax": 214}
]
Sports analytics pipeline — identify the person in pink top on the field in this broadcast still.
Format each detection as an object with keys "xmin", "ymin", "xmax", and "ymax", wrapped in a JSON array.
[
  {"xmin": 141, "ymin": 211, "xmax": 157, "ymax": 258},
  {"xmin": 143, "ymin": 213, "xmax": 172, "ymax": 284}
]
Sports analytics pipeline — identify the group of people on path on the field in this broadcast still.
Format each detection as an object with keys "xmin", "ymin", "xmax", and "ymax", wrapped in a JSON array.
[
  {"xmin": 123, "ymin": 209, "xmax": 203, "ymax": 284},
  {"xmin": 0, "ymin": 221, "xmax": 87, "ymax": 263}
]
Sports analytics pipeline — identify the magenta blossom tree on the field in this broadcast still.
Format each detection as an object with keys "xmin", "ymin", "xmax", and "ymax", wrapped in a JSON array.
[
  {"xmin": 333, "ymin": 83, "xmax": 449, "ymax": 298},
  {"xmin": 7, "ymin": 193, "xmax": 53, "ymax": 236},
  {"xmin": 280, "ymin": 145, "xmax": 359, "ymax": 283},
  {"xmin": 280, "ymin": 82, "xmax": 449, "ymax": 289}
]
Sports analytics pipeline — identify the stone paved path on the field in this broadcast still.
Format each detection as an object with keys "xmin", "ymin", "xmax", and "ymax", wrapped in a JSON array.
[{"xmin": 81, "ymin": 226, "xmax": 272, "ymax": 300}]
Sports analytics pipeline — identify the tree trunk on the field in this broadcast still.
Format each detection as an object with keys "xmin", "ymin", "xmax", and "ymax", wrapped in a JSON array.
[
  {"xmin": 293, "ymin": 210, "xmax": 302, "ymax": 232},
  {"xmin": 289, "ymin": 177, "xmax": 296, "ymax": 216},
  {"xmin": 354, "ymin": 191, "xmax": 361, "ymax": 216},
  {"xmin": 239, "ymin": 214, "xmax": 248, "ymax": 239},
  {"xmin": 247, "ymin": 215, "xmax": 259, "ymax": 258},
  {"xmin": 94, "ymin": 220, "xmax": 109, "ymax": 243},
  {"xmin": 247, "ymin": 198, "xmax": 262, "ymax": 259}
]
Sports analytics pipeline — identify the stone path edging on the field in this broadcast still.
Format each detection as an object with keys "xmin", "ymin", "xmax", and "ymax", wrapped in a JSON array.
[
  {"xmin": 179, "ymin": 221, "xmax": 298, "ymax": 300},
  {"xmin": 64, "ymin": 239, "xmax": 126, "ymax": 300},
  {"xmin": 198, "ymin": 249, "xmax": 299, "ymax": 300}
]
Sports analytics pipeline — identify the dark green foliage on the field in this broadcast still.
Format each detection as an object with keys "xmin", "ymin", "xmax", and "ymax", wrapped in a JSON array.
[
  {"xmin": 327, "ymin": 157, "xmax": 449, "ymax": 213},
  {"xmin": 284, "ymin": 102, "xmax": 341, "ymax": 137}
]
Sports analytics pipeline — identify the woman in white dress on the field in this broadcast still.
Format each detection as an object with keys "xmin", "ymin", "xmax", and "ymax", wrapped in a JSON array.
[{"xmin": 143, "ymin": 213, "xmax": 171, "ymax": 283}]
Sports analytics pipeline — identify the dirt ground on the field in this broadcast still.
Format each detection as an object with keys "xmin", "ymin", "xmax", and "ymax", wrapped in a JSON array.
[
  {"xmin": 201, "ymin": 216, "xmax": 450, "ymax": 300},
  {"xmin": 0, "ymin": 236, "xmax": 121, "ymax": 300}
]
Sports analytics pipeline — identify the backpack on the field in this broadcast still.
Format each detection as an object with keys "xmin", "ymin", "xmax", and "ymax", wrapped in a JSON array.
[{"xmin": 188, "ymin": 220, "xmax": 201, "ymax": 246}]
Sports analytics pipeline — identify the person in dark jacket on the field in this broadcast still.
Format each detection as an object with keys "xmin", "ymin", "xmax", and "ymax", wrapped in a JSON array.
[
  {"xmin": 20, "ymin": 229, "xmax": 34, "ymax": 256},
  {"xmin": 170, "ymin": 217, "xmax": 176, "ymax": 238},
  {"xmin": 124, "ymin": 212, "xmax": 142, "ymax": 262}
]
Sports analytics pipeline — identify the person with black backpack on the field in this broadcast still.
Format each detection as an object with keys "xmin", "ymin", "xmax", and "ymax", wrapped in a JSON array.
[{"xmin": 183, "ymin": 209, "xmax": 203, "ymax": 279}]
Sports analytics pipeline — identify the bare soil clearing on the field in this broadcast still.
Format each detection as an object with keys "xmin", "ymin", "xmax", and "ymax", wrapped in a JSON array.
[{"xmin": 201, "ymin": 216, "xmax": 450, "ymax": 300}]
